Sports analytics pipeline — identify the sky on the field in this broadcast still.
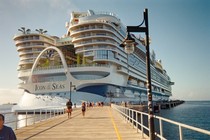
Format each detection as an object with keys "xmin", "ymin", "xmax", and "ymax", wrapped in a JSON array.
[{"xmin": 0, "ymin": 0, "xmax": 209, "ymax": 104}]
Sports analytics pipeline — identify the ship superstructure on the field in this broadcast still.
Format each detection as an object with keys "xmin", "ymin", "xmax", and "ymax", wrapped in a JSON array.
[{"xmin": 13, "ymin": 10, "xmax": 174, "ymax": 108}]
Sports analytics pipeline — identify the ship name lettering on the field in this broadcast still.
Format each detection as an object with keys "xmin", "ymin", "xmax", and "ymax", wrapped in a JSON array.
[
  {"xmin": 35, "ymin": 85, "xmax": 45, "ymax": 91},
  {"xmin": 52, "ymin": 83, "xmax": 65, "ymax": 90}
]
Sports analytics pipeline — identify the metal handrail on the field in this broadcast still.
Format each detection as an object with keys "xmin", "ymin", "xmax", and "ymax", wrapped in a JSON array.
[
  {"xmin": 1, "ymin": 106, "xmax": 65, "ymax": 130},
  {"xmin": 112, "ymin": 104, "xmax": 150, "ymax": 138},
  {"xmin": 155, "ymin": 115, "xmax": 210, "ymax": 140},
  {"xmin": 111, "ymin": 104, "xmax": 210, "ymax": 140}
]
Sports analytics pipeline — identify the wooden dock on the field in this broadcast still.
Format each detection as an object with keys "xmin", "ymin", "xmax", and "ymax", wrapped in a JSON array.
[{"xmin": 15, "ymin": 106, "xmax": 148, "ymax": 140}]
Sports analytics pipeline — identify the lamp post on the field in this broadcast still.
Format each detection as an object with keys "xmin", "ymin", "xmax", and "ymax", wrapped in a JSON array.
[
  {"xmin": 120, "ymin": 9, "xmax": 155, "ymax": 140},
  {"xmin": 70, "ymin": 82, "xmax": 76, "ymax": 102}
]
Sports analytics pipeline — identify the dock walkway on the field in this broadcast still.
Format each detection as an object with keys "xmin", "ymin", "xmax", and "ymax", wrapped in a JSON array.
[{"xmin": 15, "ymin": 106, "xmax": 148, "ymax": 140}]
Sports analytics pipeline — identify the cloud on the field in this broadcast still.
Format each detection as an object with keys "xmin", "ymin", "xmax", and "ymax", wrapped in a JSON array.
[{"xmin": 0, "ymin": 89, "xmax": 23, "ymax": 104}]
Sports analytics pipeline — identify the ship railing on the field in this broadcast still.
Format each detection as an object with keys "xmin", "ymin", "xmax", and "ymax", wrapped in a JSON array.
[
  {"xmin": 1, "ymin": 106, "xmax": 65, "ymax": 130},
  {"xmin": 71, "ymin": 25, "xmax": 115, "ymax": 34},
  {"xmin": 33, "ymin": 65, "xmax": 65, "ymax": 71},
  {"xmin": 74, "ymin": 39, "xmax": 117, "ymax": 46},
  {"xmin": 68, "ymin": 64, "xmax": 110, "ymax": 68},
  {"xmin": 18, "ymin": 64, "xmax": 110, "ymax": 72},
  {"xmin": 14, "ymin": 31, "xmax": 52, "ymax": 38},
  {"xmin": 94, "ymin": 11, "xmax": 119, "ymax": 19},
  {"xmin": 111, "ymin": 104, "xmax": 210, "ymax": 140}
]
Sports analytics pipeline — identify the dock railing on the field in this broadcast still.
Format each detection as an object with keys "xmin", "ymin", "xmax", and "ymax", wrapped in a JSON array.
[
  {"xmin": 1, "ymin": 106, "xmax": 65, "ymax": 130},
  {"xmin": 111, "ymin": 104, "xmax": 210, "ymax": 140}
]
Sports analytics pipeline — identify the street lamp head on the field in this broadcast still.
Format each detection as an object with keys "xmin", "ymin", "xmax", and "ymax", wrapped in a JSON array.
[
  {"xmin": 124, "ymin": 42, "xmax": 135, "ymax": 54},
  {"xmin": 120, "ymin": 32, "xmax": 135, "ymax": 54},
  {"xmin": 125, "ymin": 32, "xmax": 135, "ymax": 43}
]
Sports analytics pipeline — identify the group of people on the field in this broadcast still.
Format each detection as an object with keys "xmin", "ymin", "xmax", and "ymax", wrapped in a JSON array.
[
  {"xmin": 0, "ymin": 114, "xmax": 16, "ymax": 140},
  {"xmin": 65, "ymin": 100, "xmax": 107, "ymax": 118},
  {"xmin": 66, "ymin": 99, "xmax": 86, "ymax": 118}
]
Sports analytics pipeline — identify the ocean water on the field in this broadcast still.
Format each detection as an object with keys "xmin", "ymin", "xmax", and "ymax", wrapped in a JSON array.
[
  {"xmin": 156, "ymin": 101, "xmax": 210, "ymax": 140},
  {"xmin": 0, "ymin": 104, "xmax": 53, "ymax": 129}
]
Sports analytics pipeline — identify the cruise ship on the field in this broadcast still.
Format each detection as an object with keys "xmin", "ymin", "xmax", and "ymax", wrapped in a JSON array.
[{"xmin": 13, "ymin": 10, "xmax": 174, "ymax": 108}]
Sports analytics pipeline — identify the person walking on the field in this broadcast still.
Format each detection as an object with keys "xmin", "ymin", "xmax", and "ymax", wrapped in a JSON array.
[
  {"xmin": 81, "ymin": 102, "xmax": 86, "ymax": 117},
  {"xmin": 0, "ymin": 114, "xmax": 17, "ymax": 140},
  {"xmin": 66, "ymin": 99, "xmax": 73, "ymax": 118}
]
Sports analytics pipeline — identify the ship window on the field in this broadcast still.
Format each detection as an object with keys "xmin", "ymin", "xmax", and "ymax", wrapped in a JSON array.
[
  {"xmin": 97, "ymin": 25, "xmax": 103, "ymax": 29},
  {"xmin": 34, "ymin": 36, "xmax": 39, "ymax": 39},
  {"xmin": 96, "ymin": 32, "xmax": 106, "ymax": 36},
  {"xmin": 114, "ymin": 52, "xmax": 118, "ymax": 59},
  {"xmin": 95, "ymin": 50, "xmax": 108, "ymax": 59},
  {"xmin": 108, "ymin": 51, "xmax": 115, "ymax": 60}
]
